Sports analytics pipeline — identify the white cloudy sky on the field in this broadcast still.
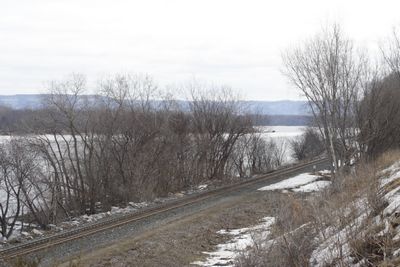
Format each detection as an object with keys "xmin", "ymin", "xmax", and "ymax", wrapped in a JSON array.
[{"xmin": 1, "ymin": 0, "xmax": 399, "ymax": 100}]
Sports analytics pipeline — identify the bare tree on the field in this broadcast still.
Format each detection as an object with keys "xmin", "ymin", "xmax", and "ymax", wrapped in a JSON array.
[
  {"xmin": 0, "ymin": 140, "xmax": 31, "ymax": 238},
  {"xmin": 187, "ymin": 84, "xmax": 252, "ymax": 181},
  {"xmin": 282, "ymin": 24, "xmax": 365, "ymax": 172},
  {"xmin": 290, "ymin": 127, "xmax": 325, "ymax": 161},
  {"xmin": 381, "ymin": 28, "xmax": 400, "ymax": 79},
  {"xmin": 358, "ymin": 71, "xmax": 400, "ymax": 157},
  {"xmin": 356, "ymin": 29, "xmax": 400, "ymax": 159}
]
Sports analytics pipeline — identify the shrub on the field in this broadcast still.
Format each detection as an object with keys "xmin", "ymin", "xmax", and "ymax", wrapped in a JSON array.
[{"xmin": 290, "ymin": 127, "xmax": 324, "ymax": 161}]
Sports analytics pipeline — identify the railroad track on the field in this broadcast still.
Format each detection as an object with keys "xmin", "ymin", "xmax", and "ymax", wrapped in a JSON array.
[{"xmin": 0, "ymin": 157, "xmax": 328, "ymax": 261}]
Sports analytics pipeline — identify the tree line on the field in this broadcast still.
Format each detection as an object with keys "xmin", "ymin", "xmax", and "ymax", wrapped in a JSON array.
[{"xmin": 0, "ymin": 75, "xmax": 298, "ymax": 238}]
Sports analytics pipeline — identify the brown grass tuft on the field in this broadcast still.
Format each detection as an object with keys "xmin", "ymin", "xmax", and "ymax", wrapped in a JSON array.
[
  {"xmin": 236, "ymin": 150, "xmax": 400, "ymax": 267},
  {"xmin": 375, "ymin": 149, "xmax": 400, "ymax": 171}
]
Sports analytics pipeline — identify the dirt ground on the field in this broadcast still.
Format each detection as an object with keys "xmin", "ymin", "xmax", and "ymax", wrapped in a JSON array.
[{"xmin": 61, "ymin": 190, "xmax": 281, "ymax": 267}]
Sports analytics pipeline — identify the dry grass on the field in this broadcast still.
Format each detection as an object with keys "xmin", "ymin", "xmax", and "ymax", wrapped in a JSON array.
[
  {"xmin": 375, "ymin": 149, "xmax": 400, "ymax": 171},
  {"xmin": 345, "ymin": 152, "xmax": 400, "ymax": 266},
  {"xmin": 350, "ymin": 222, "xmax": 400, "ymax": 266},
  {"xmin": 58, "ymin": 191, "xmax": 281, "ymax": 267},
  {"xmin": 236, "ymin": 150, "xmax": 400, "ymax": 267},
  {"xmin": 8, "ymin": 257, "xmax": 41, "ymax": 267},
  {"xmin": 234, "ymin": 193, "xmax": 315, "ymax": 267}
]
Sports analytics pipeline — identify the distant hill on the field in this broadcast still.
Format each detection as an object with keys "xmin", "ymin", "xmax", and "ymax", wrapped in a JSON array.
[
  {"xmin": 245, "ymin": 100, "xmax": 310, "ymax": 116},
  {"xmin": 0, "ymin": 94, "xmax": 45, "ymax": 109},
  {"xmin": 0, "ymin": 95, "xmax": 310, "ymax": 116}
]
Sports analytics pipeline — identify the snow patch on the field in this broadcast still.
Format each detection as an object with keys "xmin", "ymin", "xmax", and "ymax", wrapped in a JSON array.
[
  {"xmin": 383, "ymin": 193, "xmax": 400, "ymax": 216},
  {"xmin": 381, "ymin": 170, "xmax": 400, "ymax": 187},
  {"xmin": 318, "ymin": 170, "xmax": 332, "ymax": 175},
  {"xmin": 380, "ymin": 161, "xmax": 400, "ymax": 176},
  {"xmin": 292, "ymin": 180, "xmax": 331, "ymax": 193},
  {"xmin": 32, "ymin": 229, "xmax": 43, "ymax": 236},
  {"xmin": 310, "ymin": 212, "xmax": 368, "ymax": 266},
  {"xmin": 197, "ymin": 184, "xmax": 208, "ymax": 190},
  {"xmin": 258, "ymin": 173, "xmax": 322, "ymax": 191},
  {"xmin": 192, "ymin": 217, "xmax": 275, "ymax": 267}
]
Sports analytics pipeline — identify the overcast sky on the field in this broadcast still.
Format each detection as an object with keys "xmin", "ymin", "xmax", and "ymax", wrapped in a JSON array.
[{"xmin": 1, "ymin": 0, "xmax": 399, "ymax": 100}]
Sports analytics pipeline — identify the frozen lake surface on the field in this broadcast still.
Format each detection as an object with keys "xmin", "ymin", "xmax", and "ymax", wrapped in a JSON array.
[
  {"xmin": 257, "ymin": 126, "xmax": 305, "ymax": 137},
  {"xmin": 257, "ymin": 126, "xmax": 305, "ymax": 164}
]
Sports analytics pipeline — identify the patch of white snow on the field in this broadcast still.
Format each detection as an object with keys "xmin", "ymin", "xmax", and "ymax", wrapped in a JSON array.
[
  {"xmin": 197, "ymin": 184, "xmax": 208, "ymax": 190},
  {"xmin": 258, "ymin": 173, "xmax": 321, "ymax": 191},
  {"xmin": 192, "ymin": 217, "xmax": 275, "ymax": 267},
  {"xmin": 292, "ymin": 180, "xmax": 331, "ymax": 193}
]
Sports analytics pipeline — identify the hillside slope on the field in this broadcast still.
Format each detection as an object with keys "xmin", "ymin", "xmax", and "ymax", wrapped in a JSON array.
[
  {"xmin": 233, "ymin": 151, "xmax": 400, "ymax": 266},
  {"xmin": 0, "ymin": 95, "xmax": 309, "ymax": 115}
]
